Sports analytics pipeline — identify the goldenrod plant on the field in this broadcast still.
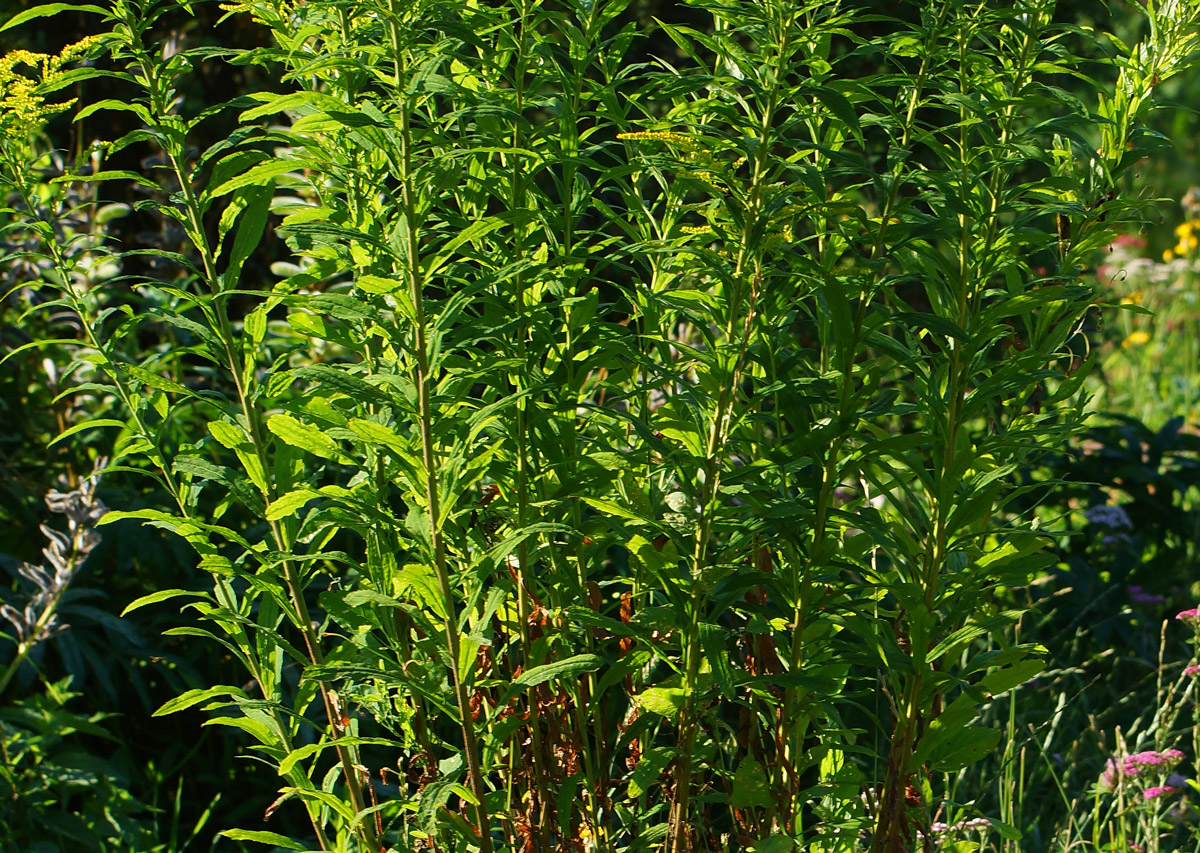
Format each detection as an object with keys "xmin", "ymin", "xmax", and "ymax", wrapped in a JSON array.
[{"xmin": 5, "ymin": 0, "xmax": 1200, "ymax": 850}]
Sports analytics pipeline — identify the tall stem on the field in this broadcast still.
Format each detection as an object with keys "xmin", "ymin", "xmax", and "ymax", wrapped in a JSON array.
[
  {"xmin": 122, "ymin": 25, "xmax": 377, "ymax": 849},
  {"xmin": 388, "ymin": 5, "xmax": 493, "ymax": 847}
]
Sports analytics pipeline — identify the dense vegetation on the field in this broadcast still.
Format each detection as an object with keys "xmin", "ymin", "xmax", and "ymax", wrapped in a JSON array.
[{"xmin": 4, "ymin": 0, "xmax": 1200, "ymax": 851}]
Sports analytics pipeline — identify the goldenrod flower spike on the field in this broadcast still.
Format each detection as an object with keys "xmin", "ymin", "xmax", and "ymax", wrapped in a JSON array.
[
  {"xmin": 0, "ymin": 37, "xmax": 102, "ymax": 142},
  {"xmin": 617, "ymin": 130, "xmax": 698, "ymax": 150}
]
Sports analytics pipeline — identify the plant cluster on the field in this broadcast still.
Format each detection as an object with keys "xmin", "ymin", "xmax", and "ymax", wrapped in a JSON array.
[{"xmin": 4, "ymin": 0, "xmax": 1200, "ymax": 851}]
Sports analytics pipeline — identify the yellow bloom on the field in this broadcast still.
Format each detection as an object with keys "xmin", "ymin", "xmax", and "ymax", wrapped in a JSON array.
[
  {"xmin": 618, "ymin": 131, "xmax": 698, "ymax": 150},
  {"xmin": 1164, "ymin": 249, "xmax": 1176, "ymax": 261},
  {"xmin": 1122, "ymin": 330, "xmax": 1151, "ymax": 348},
  {"xmin": 0, "ymin": 37, "xmax": 101, "ymax": 141}
]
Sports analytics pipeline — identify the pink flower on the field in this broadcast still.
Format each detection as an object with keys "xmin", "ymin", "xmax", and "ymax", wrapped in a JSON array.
[
  {"xmin": 1102, "ymin": 749, "xmax": 1187, "ymax": 790},
  {"xmin": 1177, "ymin": 608, "xmax": 1200, "ymax": 625},
  {"xmin": 1185, "ymin": 665, "xmax": 1200, "ymax": 677},
  {"xmin": 1143, "ymin": 785, "xmax": 1176, "ymax": 800},
  {"xmin": 1101, "ymin": 758, "xmax": 1119, "ymax": 791},
  {"xmin": 1121, "ymin": 749, "xmax": 1185, "ymax": 777},
  {"xmin": 1114, "ymin": 233, "xmax": 1148, "ymax": 249}
]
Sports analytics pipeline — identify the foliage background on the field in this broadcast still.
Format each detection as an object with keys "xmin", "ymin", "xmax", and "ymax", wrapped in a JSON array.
[{"xmin": 3, "ymin": 0, "xmax": 1200, "ymax": 851}]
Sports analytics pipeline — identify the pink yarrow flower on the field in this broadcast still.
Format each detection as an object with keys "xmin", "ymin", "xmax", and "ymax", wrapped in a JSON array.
[
  {"xmin": 1143, "ymin": 785, "xmax": 1177, "ymax": 800},
  {"xmin": 1185, "ymin": 664, "xmax": 1200, "ymax": 677},
  {"xmin": 1177, "ymin": 608, "xmax": 1200, "ymax": 625},
  {"xmin": 1100, "ymin": 749, "xmax": 1186, "ymax": 790},
  {"xmin": 1122, "ymin": 749, "xmax": 1185, "ymax": 776}
]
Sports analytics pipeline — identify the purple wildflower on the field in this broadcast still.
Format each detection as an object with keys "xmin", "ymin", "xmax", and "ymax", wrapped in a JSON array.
[
  {"xmin": 1086, "ymin": 504, "xmax": 1133, "ymax": 529},
  {"xmin": 1128, "ymin": 585, "xmax": 1166, "ymax": 605},
  {"xmin": 918, "ymin": 817, "xmax": 991, "ymax": 840},
  {"xmin": 1143, "ymin": 785, "xmax": 1176, "ymax": 800}
]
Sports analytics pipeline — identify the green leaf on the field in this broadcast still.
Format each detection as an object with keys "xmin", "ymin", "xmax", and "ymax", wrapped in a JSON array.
[
  {"xmin": 514, "ymin": 654, "xmax": 602, "ymax": 688},
  {"xmin": 278, "ymin": 737, "xmax": 396, "ymax": 776},
  {"xmin": 423, "ymin": 214, "xmax": 515, "ymax": 279},
  {"xmin": 929, "ymin": 726, "xmax": 1003, "ymax": 773},
  {"xmin": 912, "ymin": 694, "xmax": 978, "ymax": 767},
  {"xmin": 154, "ymin": 685, "xmax": 248, "ymax": 717},
  {"xmin": 0, "ymin": 3, "xmax": 106, "ymax": 32},
  {"xmin": 731, "ymin": 758, "xmax": 772, "ymax": 809},
  {"xmin": 987, "ymin": 818, "xmax": 1022, "ymax": 841},
  {"xmin": 628, "ymin": 746, "xmax": 676, "ymax": 798},
  {"xmin": 221, "ymin": 184, "xmax": 272, "ymax": 290},
  {"xmin": 813, "ymin": 85, "xmax": 862, "ymax": 144},
  {"xmin": 217, "ymin": 829, "xmax": 307, "ymax": 849},
  {"xmin": 635, "ymin": 686, "xmax": 689, "ymax": 717},
  {"xmin": 582, "ymin": 497, "xmax": 658, "ymax": 527},
  {"xmin": 208, "ymin": 420, "xmax": 247, "ymax": 449},
  {"xmin": 348, "ymin": 418, "xmax": 407, "ymax": 455},
  {"xmin": 356, "ymin": 274, "xmax": 404, "ymax": 294},
  {"xmin": 239, "ymin": 90, "xmax": 356, "ymax": 122},
  {"xmin": 121, "ymin": 588, "xmax": 204, "ymax": 616},
  {"xmin": 267, "ymin": 413, "xmax": 343, "ymax": 461},
  {"xmin": 265, "ymin": 488, "xmax": 320, "ymax": 521},
  {"xmin": 122, "ymin": 364, "xmax": 196, "ymax": 397},
  {"xmin": 980, "ymin": 659, "xmax": 1045, "ymax": 697},
  {"xmin": 499, "ymin": 654, "xmax": 604, "ymax": 706},
  {"xmin": 700, "ymin": 622, "xmax": 736, "ymax": 699},
  {"xmin": 97, "ymin": 508, "xmax": 187, "ymax": 527},
  {"xmin": 60, "ymin": 169, "xmax": 162, "ymax": 189},
  {"xmin": 209, "ymin": 158, "xmax": 313, "ymax": 198},
  {"xmin": 47, "ymin": 418, "xmax": 129, "ymax": 447},
  {"xmin": 417, "ymin": 779, "xmax": 456, "ymax": 836},
  {"xmin": 392, "ymin": 563, "xmax": 448, "ymax": 619}
]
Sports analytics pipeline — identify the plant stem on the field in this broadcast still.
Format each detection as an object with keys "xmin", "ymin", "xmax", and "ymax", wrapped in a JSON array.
[{"xmin": 388, "ymin": 4, "xmax": 493, "ymax": 845}]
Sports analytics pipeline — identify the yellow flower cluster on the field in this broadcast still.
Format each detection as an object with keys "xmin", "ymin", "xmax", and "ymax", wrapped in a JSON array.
[
  {"xmin": 617, "ymin": 131, "xmax": 698, "ymax": 151},
  {"xmin": 682, "ymin": 168, "xmax": 726, "ymax": 192},
  {"xmin": 1164, "ymin": 218, "xmax": 1200, "ymax": 261},
  {"xmin": 0, "ymin": 36, "xmax": 102, "ymax": 142},
  {"xmin": 1123, "ymin": 330, "xmax": 1151, "ymax": 348},
  {"xmin": 217, "ymin": 0, "xmax": 291, "ymax": 28}
]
